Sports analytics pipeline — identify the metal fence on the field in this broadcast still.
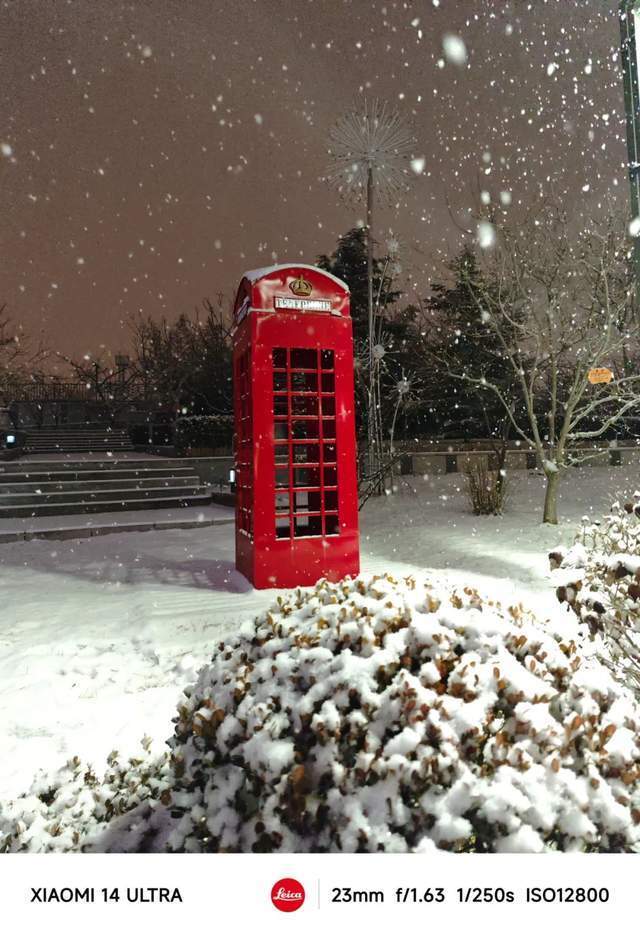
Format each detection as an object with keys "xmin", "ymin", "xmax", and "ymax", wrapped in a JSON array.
[{"xmin": 10, "ymin": 379, "xmax": 148, "ymax": 403}]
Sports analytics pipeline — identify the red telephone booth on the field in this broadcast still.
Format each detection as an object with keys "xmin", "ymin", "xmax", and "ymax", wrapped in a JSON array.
[{"xmin": 232, "ymin": 263, "xmax": 359, "ymax": 589}]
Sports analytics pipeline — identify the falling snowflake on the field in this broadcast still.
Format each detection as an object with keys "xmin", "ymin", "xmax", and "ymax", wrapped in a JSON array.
[
  {"xmin": 477, "ymin": 221, "xmax": 496, "ymax": 250},
  {"xmin": 442, "ymin": 34, "xmax": 467, "ymax": 66}
]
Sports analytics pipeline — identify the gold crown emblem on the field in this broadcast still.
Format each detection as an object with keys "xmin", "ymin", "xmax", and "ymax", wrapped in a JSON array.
[{"xmin": 289, "ymin": 275, "xmax": 312, "ymax": 297}]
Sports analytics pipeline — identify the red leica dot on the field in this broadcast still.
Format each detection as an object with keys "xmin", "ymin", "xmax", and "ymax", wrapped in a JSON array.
[{"xmin": 271, "ymin": 878, "xmax": 305, "ymax": 913}]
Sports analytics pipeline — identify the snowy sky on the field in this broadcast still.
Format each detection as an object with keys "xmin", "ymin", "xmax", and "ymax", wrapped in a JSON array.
[{"xmin": 0, "ymin": 0, "xmax": 628, "ymax": 364}]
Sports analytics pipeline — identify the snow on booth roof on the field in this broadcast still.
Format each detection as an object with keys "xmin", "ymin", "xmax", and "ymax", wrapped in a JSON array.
[
  {"xmin": 240, "ymin": 263, "xmax": 349, "ymax": 292},
  {"xmin": 234, "ymin": 263, "xmax": 351, "ymax": 322}
]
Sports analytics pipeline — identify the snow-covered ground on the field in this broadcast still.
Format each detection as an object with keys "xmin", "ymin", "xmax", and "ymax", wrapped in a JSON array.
[
  {"xmin": 0, "ymin": 466, "xmax": 631, "ymax": 802},
  {"xmin": 0, "ymin": 502, "xmax": 232, "ymax": 536}
]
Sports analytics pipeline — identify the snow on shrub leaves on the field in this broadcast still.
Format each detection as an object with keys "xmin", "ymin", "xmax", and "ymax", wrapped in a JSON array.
[
  {"xmin": 0, "ymin": 742, "xmax": 171, "ymax": 853},
  {"xmin": 3, "ymin": 575, "xmax": 640, "ymax": 853},
  {"xmin": 551, "ymin": 496, "xmax": 640, "ymax": 699},
  {"xmin": 165, "ymin": 575, "xmax": 640, "ymax": 853}
]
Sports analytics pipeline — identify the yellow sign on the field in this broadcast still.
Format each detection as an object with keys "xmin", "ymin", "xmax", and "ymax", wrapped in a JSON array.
[{"xmin": 588, "ymin": 368, "xmax": 614, "ymax": 385}]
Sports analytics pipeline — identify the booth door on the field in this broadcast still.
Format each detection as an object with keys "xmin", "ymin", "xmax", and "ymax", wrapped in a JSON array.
[{"xmin": 272, "ymin": 346, "xmax": 340, "ymax": 541}]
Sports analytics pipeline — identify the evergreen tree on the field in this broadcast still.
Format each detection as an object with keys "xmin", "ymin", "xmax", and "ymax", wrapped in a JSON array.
[
  {"xmin": 422, "ymin": 246, "xmax": 520, "ymax": 439},
  {"xmin": 318, "ymin": 227, "xmax": 400, "ymax": 342}
]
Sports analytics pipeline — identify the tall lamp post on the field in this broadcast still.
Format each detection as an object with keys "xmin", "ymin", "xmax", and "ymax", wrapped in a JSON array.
[{"xmin": 620, "ymin": 0, "xmax": 640, "ymax": 291}]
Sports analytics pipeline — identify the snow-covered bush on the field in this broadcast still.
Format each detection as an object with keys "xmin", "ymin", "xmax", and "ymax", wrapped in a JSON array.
[
  {"xmin": 0, "ymin": 742, "xmax": 170, "ymax": 853},
  {"xmin": 165, "ymin": 575, "xmax": 640, "ymax": 853},
  {"xmin": 465, "ymin": 463, "xmax": 507, "ymax": 515},
  {"xmin": 5, "ymin": 575, "xmax": 640, "ymax": 853},
  {"xmin": 550, "ymin": 495, "xmax": 640, "ymax": 698}
]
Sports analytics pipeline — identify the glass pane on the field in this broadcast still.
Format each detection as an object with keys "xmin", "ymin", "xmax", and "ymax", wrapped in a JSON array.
[
  {"xmin": 324, "ymin": 490, "xmax": 338, "ymax": 511},
  {"xmin": 291, "ymin": 348, "xmax": 317, "ymax": 369},
  {"xmin": 275, "ymin": 492, "xmax": 290, "ymax": 512},
  {"xmin": 291, "ymin": 371, "xmax": 317, "ymax": 392},
  {"xmin": 275, "ymin": 444, "xmax": 289, "ymax": 463},
  {"xmin": 321, "ymin": 349, "xmax": 334, "ymax": 369},
  {"xmin": 292, "ymin": 443, "xmax": 319, "ymax": 464},
  {"xmin": 321, "ymin": 396, "xmax": 336, "ymax": 416},
  {"xmin": 273, "ymin": 372, "xmax": 288, "ymax": 391},
  {"xmin": 325, "ymin": 514, "xmax": 339, "ymax": 536},
  {"xmin": 274, "ymin": 421, "xmax": 289, "ymax": 440},
  {"xmin": 321, "ymin": 372, "xmax": 335, "ymax": 393},
  {"xmin": 276, "ymin": 517, "xmax": 291, "ymax": 539},
  {"xmin": 294, "ymin": 466, "xmax": 320, "ymax": 488},
  {"xmin": 294, "ymin": 491, "xmax": 322, "ymax": 513},
  {"xmin": 294, "ymin": 491, "xmax": 309, "ymax": 511},
  {"xmin": 273, "ymin": 348, "xmax": 287, "ymax": 368},
  {"xmin": 322, "ymin": 419, "xmax": 336, "ymax": 439},
  {"xmin": 292, "ymin": 395, "xmax": 317, "ymax": 416},
  {"xmin": 324, "ymin": 466, "xmax": 337, "ymax": 486},
  {"xmin": 307, "ymin": 490, "xmax": 322, "ymax": 512},
  {"xmin": 292, "ymin": 419, "xmax": 319, "ymax": 439},
  {"xmin": 323, "ymin": 442, "xmax": 337, "ymax": 462},
  {"xmin": 294, "ymin": 514, "xmax": 323, "ymax": 538},
  {"xmin": 275, "ymin": 468, "xmax": 289, "ymax": 488},
  {"xmin": 274, "ymin": 395, "xmax": 288, "ymax": 416}
]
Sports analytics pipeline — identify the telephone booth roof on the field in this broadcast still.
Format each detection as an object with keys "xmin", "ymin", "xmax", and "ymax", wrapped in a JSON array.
[{"xmin": 233, "ymin": 263, "xmax": 350, "ymax": 324}]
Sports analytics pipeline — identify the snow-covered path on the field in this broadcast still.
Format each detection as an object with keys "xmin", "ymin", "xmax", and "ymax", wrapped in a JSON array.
[
  {"xmin": 0, "ymin": 514, "xmax": 267, "ymax": 799},
  {"xmin": 0, "ymin": 466, "xmax": 630, "ymax": 801}
]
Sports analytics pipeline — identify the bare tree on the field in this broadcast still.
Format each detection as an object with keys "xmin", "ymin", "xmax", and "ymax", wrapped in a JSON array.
[
  {"xmin": 422, "ymin": 203, "xmax": 640, "ymax": 524},
  {"xmin": 0, "ymin": 305, "xmax": 46, "ymax": 405},
  {"xmin": 131, "ymin": 297, "xmax": 233, "ymax": 416}
]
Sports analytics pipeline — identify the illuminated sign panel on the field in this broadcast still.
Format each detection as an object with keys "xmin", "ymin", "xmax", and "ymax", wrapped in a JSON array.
[{"xmin": 274, "ymin": 296, "xmax": 332, "ymax": 312}]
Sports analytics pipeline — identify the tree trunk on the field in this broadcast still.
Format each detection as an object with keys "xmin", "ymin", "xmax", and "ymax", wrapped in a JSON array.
[{"xmin": 542, "ymin": 469, "xmax": 560, "ymax": 524}]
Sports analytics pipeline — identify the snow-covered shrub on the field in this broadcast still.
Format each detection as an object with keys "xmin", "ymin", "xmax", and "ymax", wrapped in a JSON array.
[
  {"xmin": 0, "ymin": 742, "xmax": 170, "ymax": 853},
  {"xmin": 164, "ymin": 575, "xmax": 640, "ymax": 853},
  {"xmin": 5, "ymin": 575, "xmax": 640, "ymax": 853},
  {"xmin": 465, "ymin": 463, "xmax": 507, "ymax": 515},
  {"xmin": 550, "ymin": 496, "xmax": 640, "ymax": 698}
]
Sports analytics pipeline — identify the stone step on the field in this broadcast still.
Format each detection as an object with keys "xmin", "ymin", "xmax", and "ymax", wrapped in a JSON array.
[
  {"xmin": 24, "ymin": 446, "xmax": 134, "ymax": 453},
  {"xmin": 0, "ymin": 484, "xmax": 209, "ymax": 507},
  {"xmin": 24, "ymin": 434, "xmax": 132, "ymax": 440},
  {"xmin": 24, "ymin": 447, "xmax": 134, "ymax": 454},
  {"xmin": 24, "ymin": 438, "xmax": 131, "ymax": 443},
  {"xmin": 0, "ymin": 492, "xmax": 212, "ymax": 518},
  {"xmin": 23, "ymin": 434, "xmax": 131, "ymax": 440},
  {"xmin": 24, "ymin": 436, "xmax": 132, "ymax": 442},
  {"xmin": 0, "ymin": 475, "xmax": 201, "ymax": 494},
  {"xmin": 24, "ymin": 445, "xmax": 133, "ymax": 455},
  {"xmin": 23, "ymin": 427, "xmax": 134, "ymax": 454},
  {"xmin": 0, "ymin": 467, "xmax": 197, "ymax": 483},
  {"xmin": 24, "ymin": 431, "xmax": 131, "ymax": 437},
  {"xmin": 0, "ymin": 458, "xmax": 198, "ymax": 473}
]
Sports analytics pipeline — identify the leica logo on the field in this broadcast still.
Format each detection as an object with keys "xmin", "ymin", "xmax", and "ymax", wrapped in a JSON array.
[
  {"xmin": 275, "ymin": 888, "xmax": 300, "ymax": 901},
  {"xmin": 271, "ymin": 878, "xmax": 305, "ymax": 912}
]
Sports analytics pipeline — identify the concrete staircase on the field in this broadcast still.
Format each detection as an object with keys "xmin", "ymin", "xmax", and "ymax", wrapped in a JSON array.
[
  {"xmin": 0, "ymin": 457, "xmax": 212, "ymax": 518},
  {"xmin": 23, "ymin": 426, "xmax": 134, "ymax": 455}
]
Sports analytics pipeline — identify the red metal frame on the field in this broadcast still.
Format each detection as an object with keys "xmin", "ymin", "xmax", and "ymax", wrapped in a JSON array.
[{"xmin": 232, "ymin": 264, "xmax": 359, "ymax": 589}]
